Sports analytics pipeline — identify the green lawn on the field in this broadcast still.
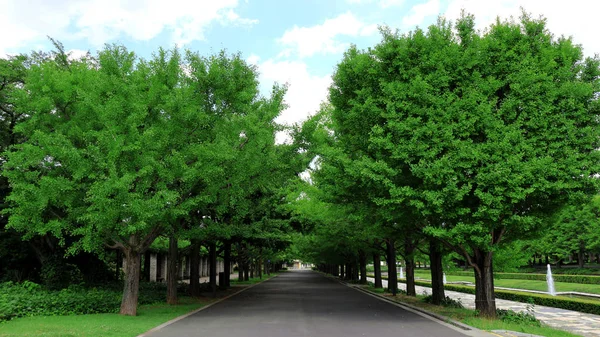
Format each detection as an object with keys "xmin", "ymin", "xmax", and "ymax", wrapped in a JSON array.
[
  {"xmin": 0, "ymin": 297, "xmax": 211, "ymax": 337},
  {"xmin": 411, "ymin": 271, "xmax": 600, "ymax": 295},
  {"xmin": 231, "ymin": 273, "xmax": 278, "ymax": 285},
  {"xmin": 362, "ymin": 285, "xmax": 580, "ymax": 337},
  {"xmin": 0, "ymin": 274, "xmax": 278, "ymax": 337}
]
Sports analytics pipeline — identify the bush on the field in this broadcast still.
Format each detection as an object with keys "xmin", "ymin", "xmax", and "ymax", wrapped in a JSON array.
[
  {"xmin": 422, "ymin": 295, "xmax": 464, "ymax": 308},
  {"xmin": 441, "ymin": 283, "xmax": 600, "ymax": 316},
  {"xmin": 496, "ymin": 308, "xmax": 541, "ymax": 327},
  {"xmin": 40, "ymin": 257, "xmax": 84, "ymax": 290},
  {"xmin": 381, "ymin": 276, "xmax": 600, "ymax": 315},
  {"xmin": 0, "ymin": 280, "xmax": 176, "ymax": 322},
  {"xmin": 446, "ymin": 271, "xmax": 600, "ymax": 285}
]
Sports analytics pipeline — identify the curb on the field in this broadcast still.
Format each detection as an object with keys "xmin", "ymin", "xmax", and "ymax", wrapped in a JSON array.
[
  {"xmin": 320, "ymin": 273, "xmax": 493, "ymax": 337},
  {"xmin": 137, "ymin": 275, "xmax": 278, "ymax": 337},
  {"xmin": 348, "ymin": 283, "xmax": 475, "ymax": 331}
]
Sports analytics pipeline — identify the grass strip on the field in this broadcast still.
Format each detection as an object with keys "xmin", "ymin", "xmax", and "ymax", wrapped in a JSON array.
[
  {"xmin": 360, "ymin": 285, "xmax": 581, "ymax": 337},
  {"xmin": 0, "ymin": 297, "xmax": 211, "ymax": 337}
]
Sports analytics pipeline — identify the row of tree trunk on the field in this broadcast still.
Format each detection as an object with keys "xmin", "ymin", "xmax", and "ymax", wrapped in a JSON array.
[{"xmin": 318, "ymin": 237, "xmax": 448, "ymax": 306}]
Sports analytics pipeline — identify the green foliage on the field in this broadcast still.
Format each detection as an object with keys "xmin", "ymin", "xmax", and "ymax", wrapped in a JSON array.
[
  {"xmin": 535, "ymin": 195, "xmax": 600, "ymax": 262},
  {"xmin": 39, "ymin": 257, "xmax": 83, "ymax": 290},
  {"xmin": 492, "ymin": 241, "xmax": 533, "ymax": 272},
  {"xmin": 0, "ymin": 281, "xmax": 174, "ymax": 322},
  {"xmin": 422, "ymin": 295, "xmax": 464, "ymax": 308},
  {"xmin": 440, "ymin": 283, "xmax": 600, "ymax": 316},
  {"xmin": 447, "ymin": 271, "xmax": 600, "ymax": 285},
  {"xmin": 0, "ymin": 297, "xmax": 210, "ymax": 337},
  {"xmin": 496, "ymin": 303, "xmax": 541, "ymax": 327},
  {"xmin": 324, "ymin": 11, "xmax": 600, "ymax": 313}
]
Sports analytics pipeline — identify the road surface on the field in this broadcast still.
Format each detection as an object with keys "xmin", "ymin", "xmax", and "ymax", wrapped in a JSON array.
[{"xmin": 143, "ymin": 270, "xmax": 492, "ymax": 337}]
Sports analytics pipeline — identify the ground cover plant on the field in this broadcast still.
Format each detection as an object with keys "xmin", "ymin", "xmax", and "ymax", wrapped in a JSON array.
[
  {"xmin": 362, "ymin": 284, "xmax": 581, "ymax": 337},
  {"xmin": 0, "ymin": 297, "xmax": 211, "ymax": 337}
]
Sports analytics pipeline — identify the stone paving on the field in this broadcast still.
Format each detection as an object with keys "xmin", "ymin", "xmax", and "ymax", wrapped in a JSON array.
[{"xmin": 368, "ymin": 277, "xmax": 600, "ymax": 337}]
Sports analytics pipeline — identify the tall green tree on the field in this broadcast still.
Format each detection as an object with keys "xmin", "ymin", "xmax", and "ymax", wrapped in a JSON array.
[{"xmin": 328, "ymin": 13, "xmax": 600, "ymax": 317}]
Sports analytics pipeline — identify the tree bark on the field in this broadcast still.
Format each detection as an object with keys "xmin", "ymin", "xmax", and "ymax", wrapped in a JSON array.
[
  {"xmin": 429, "ymin": 239, "xmax": 445, "ymax": 305},
  {"xmin": 473, "ymin": 248, "xmax": 496, "ymax": 318},
  {"xmin": 373, "ymin": 253, "xmax": 382, "ymax": 288},
  {"xmin": 244, "ymin": 262, "xmax": 250, "ymax": 281},
  {"xmin": 359, "ymin": 251, "xmax": 367, "ymax": 284},
  {"xmin": 223, "ymin": 241, "xmax": 231, "ymax": 287},
  {"xmin": 578, "ymin": 241, "xmax": 585, "ymax": 268},
  {"xmin": 404, "ymin": 238, "xmax": 416, "ymax": 296},
  {"xmin": 120, "ymin": 248, "xmax": 141, "ymax": 315},
  {"xmin": 189, "ymin": 239, "xmax": 201, "ymax": 297},
  {"xmin": 166, "ymin": 235, "xmax": 178, "ymax": 304},
  {"xmin": 209, "ymin": 241, "xmax": 217, "ymax": 297},
  {"xmin": 386, "ymin": 239, "xmax": 398, "ymax": 296}
]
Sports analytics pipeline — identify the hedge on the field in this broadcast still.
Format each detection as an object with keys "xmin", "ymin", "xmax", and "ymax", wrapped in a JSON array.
[
  {"xmin": 0, "ymin": 281, "xmax": 173, "ymax": 322},
  {"xmin": 446, "ymin": 271, "xmax": 600, "ymax": 285},
  {"xmin": 377, "ymin": 276, "xmax": 600, "ymax": 315}
]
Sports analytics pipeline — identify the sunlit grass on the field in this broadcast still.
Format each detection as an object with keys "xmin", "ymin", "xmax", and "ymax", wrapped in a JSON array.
[{"xmin": 0, "ymin": 297, "xmax": 211, "ymax": 337}]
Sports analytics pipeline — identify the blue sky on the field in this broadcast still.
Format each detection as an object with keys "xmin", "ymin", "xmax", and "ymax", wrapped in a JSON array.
[{"xmin": 1, "ymin": 0, "xmax": 598, "ymax": 128}]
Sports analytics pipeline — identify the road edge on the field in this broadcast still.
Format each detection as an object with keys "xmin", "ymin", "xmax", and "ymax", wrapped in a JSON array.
[
  {"xmin": 136, "ymin": 274, "xmax": 279, "ymax": 337},
  {"xmin": 322, "ymin": 273, "xmax": 494, "ymax": 337}
]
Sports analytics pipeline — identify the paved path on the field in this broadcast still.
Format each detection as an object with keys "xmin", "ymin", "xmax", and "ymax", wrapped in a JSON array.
[
  {"xmin": 144, "ymin": 271, "xmax": 493, "ymax": 337},
  {"xmin": 369, "ymin": 277, "xmax": 600, "ymax": 337}
]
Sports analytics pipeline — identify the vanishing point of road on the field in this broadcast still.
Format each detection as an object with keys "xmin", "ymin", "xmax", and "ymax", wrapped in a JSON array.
[{"xmin": 143, "ymin": 271, "xmax": 493, "ymax": 337}]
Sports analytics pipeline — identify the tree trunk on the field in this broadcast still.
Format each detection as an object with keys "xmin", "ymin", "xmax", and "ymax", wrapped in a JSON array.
[
  {"xmin": 345, "ymin": 263, "xmax": 351, "ymax": 280},
  {"xmin": 359, "ymin": 251, "xmax": 367, "ymax": 284},
  {"xmin": 578, "ymin": 241, "xmax": 585, "ymax": 268},
  {"xmin": 339, "ymin": 264, "xmax": 344, "ymax": 279},
  {"xmin": 386, "ymin": 239, "xmax": 398, "ymax": 296},
  {"xmin": 373, "ymin": 253, "xmax": 382, "ymax": 288},
  {"xmin": 189, "ymin": 239, "xmax": 201, "ymax": 297},
  {"xmin": 223, "ymin": 241, "xmax": 231, "ymax": 287},
  {"xmin": 120, "ymin": 248, "xmax": 141, "ymax": 315},
  {"xmin": 258, "ymin": 258, "xmax": 263, "ymax": 279},
  {"xmin": 209, "ymin": 242, "xmax": 217, "ymax": 297},
  {"xmin": 166, "ymin": 235, "xmax": 178, "ymax": 304},
  {"xmin": 404, "ymin": 238, "xmax": 416, "ymax": 297},
  {"xmin": 244, "ymin": 263, "xmax": 250, "ymax": 281},
  {"xmin": 473, "ymin": 248, "xmax": 496, "ymax": 318},
  {"xmin": 429, "ymin": 239, "xmax": 445, "ymax": 305}
]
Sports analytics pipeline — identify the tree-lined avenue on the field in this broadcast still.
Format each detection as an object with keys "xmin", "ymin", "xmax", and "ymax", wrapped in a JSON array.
[{"xmin": 144, "ymin": 271, "xmax": 491, "ymax": 337}]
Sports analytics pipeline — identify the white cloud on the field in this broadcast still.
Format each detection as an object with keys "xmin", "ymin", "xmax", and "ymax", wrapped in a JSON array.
[
  {"xmin": 0, "ymin": 0, "xmax": 257, "ymax": 54},
  {"xmin": 442, "ymin": 0, "xmax": 600, "ymax": 57},
  {"xmin": 402, "ymin": 0, "xmax": 441, "ymax": 27},
  {"xmin": 253, "ymin": 58, "xmax": 332, "ymax": 126},
  {"xmin": 380, "ymin": 0, "xmax": 405, "ymax": 8},
  {"xmin": 346, "ymin": 0, "xmax": 404, "ymax": 7},
  {"xmin": 278, "ymin": 12, "xmax": 377, "ymax": 58}
]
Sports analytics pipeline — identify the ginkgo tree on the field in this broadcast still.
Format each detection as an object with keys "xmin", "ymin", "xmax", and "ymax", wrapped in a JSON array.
[
  {"xmin": 326, "ymin": 12, "xmax": 600, "ymax": 317},
  {"xmin": 3, "ymin": 44, "xmax": 292, "ymax": 315}
]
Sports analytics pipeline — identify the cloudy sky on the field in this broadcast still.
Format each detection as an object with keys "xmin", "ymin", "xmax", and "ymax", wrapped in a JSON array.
[{"xmin": 1, "ymin": 0, "xmax": 598, "ymax": 127}]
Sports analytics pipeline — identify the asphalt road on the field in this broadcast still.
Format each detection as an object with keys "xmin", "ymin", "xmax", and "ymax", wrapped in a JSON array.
[{"xmin": 143, "ymin": 271, "xmax": 492, "ymax": 337}]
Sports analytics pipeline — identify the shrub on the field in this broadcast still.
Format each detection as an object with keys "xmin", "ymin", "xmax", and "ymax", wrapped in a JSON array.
[
  {"xmin": 446, "ymin": 271, "xmax": 600, "ymax": 285},
  {"xmin": 380, "ymin": 276, "xmax": 600, "ymax": 315},
  {"xmin": 496, "ymin": 308, "xmax": 541, "ymax": 327},
  {"xmin": 40, "ymin": 257, "xmax": 84, "ymax": 290},
  {"xmin": 422, "ymin": 295, "xmax": 464, "ymax": 308},
  {"xmin": 0, "ymin": 280, "xmax": 177, "ymax": 322}
]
